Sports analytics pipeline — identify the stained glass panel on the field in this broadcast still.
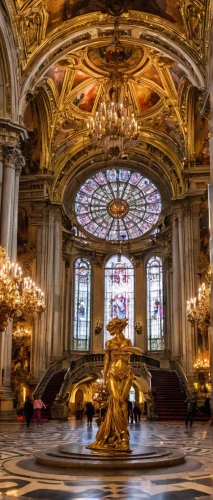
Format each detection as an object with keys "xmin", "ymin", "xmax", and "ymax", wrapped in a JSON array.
[
  {"xmin": 104, "ymin": 255, "xmax": 134, "ymax": 345},
  {"xmin": 75, "ymin": 169, "xmax": 162, "ymax": 241},
  {"xmin": 73, "ymin": 258, "xmax": 91, "ymax": 351},
  {"xmin": 147, "ymin": 256, "xmax": 164, "ymax": 351}
]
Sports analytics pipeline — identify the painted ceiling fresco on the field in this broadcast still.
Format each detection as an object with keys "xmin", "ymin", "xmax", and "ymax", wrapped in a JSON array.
[
  {"xmin": 133, "ymin": 84, "xmax": 161, "ymax": 112},
  {"xmin": 46, "ymin": 0, "xmax": 181, "ymax": 33},
  {"xmin": 169, "ymin": 64, "xmax": 186, "ymax": 92},
  {"xmin": 44, "ymin": 65, "xmax": 66, "ymax": 94},
  {"xmin": 87, "ymin": 44, "xmax": 144, "ymax": 72},
  {"xmin": 15, "ymin": 0, "xmax": 209, "ymax": 214},
  {"xmin": 142, "ymin": 66, "xmax": 163, "ymax": 89},
  {"xmin": 72, "ymin": 70, "xmax": 91, "ymax": 90},
  {"xmin": 72, "ymin": 83, "xmax": 99, "ymax": 113}
]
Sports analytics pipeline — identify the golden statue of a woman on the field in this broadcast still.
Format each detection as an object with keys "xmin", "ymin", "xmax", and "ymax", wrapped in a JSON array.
[{"xmin": 87, "ymin": 317, "xmax": 142, "ymax": 452}]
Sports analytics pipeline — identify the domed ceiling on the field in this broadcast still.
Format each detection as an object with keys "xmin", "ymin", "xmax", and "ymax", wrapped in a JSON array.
[{"xmin": 13, "ymin": 0, "xmax": 210, "ymax": 239}]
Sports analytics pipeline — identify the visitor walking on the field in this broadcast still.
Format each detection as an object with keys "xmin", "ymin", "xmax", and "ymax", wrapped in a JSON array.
[
  {"xmin": 33, "ymin": 397, "xmax": 46, "ymax": 426},
  {"xmin": 86, "ymin": 401, "xmax": 95, "ymax": 426},
  {"xmin": 185, "ymin": 392, "xmax": 198, "ymax": 427},
  {"xmin": 24, "ymin": 396, "xmax": 34, "ymax": 428},
  {"xmin": 133, "ymin": 404, "xmax": 141, "ymax": 423}
]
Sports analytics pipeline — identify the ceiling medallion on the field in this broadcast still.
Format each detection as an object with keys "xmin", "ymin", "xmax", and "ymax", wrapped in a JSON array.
[
  {"xmin": 107, "ymin": 198, "xmax": 129, "ymax": 219},
  {"xmin": 87, "ymin": 18, "xmax": 138, "ymax": 159}
]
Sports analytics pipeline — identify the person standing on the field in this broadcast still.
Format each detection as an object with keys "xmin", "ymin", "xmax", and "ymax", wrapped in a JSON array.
[
  {"xmin": 185, "ymin": 392, "xmax": 198, "ymax": 427},
  {"xmin": 133, "ymin": 404, "xmax": 141, "ymax": 423},
  {"xmin": 86, "ymin": 401, "xmax": 95, "ymax": 426},
  {"xmin": 33, "ymin": 397, "xmax": 46, "ymax": 426},
  {"xmin": 24, "ymin": 396, "xmax": 34, "ymax": 428}
]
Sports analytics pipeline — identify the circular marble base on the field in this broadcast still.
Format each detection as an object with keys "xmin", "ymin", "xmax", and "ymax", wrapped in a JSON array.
[{"xmin": 34, "ymin": 444, "xmax": 185, "ymax": 470}]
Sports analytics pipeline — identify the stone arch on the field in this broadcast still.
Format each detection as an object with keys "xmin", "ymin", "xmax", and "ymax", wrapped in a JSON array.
[{"xmin": 0, "ymin": 5, "xmax": 19, "ymax": 121}]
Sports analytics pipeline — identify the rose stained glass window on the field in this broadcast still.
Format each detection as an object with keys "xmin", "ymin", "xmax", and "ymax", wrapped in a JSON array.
[
  {"xmin": 75, "ymin": 169, "xmax": 162, "ymax": 241},
  {"xmin": 147, "ymin": 256, "xmax": 164, "ymax": 351},
  {"xmin": 104, "ymin": 255, "xmax": 134, "ymax": 345},
  {"xmin": 73, "ymin": 258, "xmax": 91, "ymax": 351}
]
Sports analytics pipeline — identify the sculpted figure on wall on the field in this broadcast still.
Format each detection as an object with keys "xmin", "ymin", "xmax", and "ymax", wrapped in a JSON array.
[{"xmin": 87, "ymin": 317, "xmax": 142, "ymax": 452}]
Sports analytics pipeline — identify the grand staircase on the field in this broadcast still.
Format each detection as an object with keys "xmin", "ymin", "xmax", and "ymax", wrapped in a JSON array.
[
  {"xmin": 150, "ymin": 369, "xmax": 187, "ymax": 420},
  {"xmin": 150, "ymin": 369, "xmax": 209, "ymax": 421},
  {"xmin": 41, "ymin": 369, "xmax": 66, "ymax": 419},
  {"xmin": 34, "ymin": 360, "xmax": 209, "ymax": 422}
]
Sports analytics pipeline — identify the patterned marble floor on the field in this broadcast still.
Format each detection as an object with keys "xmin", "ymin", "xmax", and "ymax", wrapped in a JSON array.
[{"xmin": 0, "ymin": 418, "xmax": 212, "ymax": 499}]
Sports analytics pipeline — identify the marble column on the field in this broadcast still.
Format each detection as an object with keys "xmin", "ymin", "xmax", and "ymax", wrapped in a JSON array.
[
  {"xmin": 92, "ymin": 263, "xmax": 105, "ymax": 352},
  {"xmin": 0, "ymin": 147, "xmax": 3, "ymax": 213},
  {"xmin": 33, "ymin": 224, "xmax": 44, "ymax": 380},
  {"xmin": 178, "ymin": 209, "xmax": 187, "ymax": 369},
  {"xmin": 11, "ymin": 153, "xmax": 24, "ymax": 261},
  {"xmin": 63, "ymin": 258, "xmax": 71, "ymax": 354},
  {"xmin": 164, "ymin": 256, "xmax": 172, "ymax": 352},
  {"xmin": 60, "ymin": 258, "xmax": 66, "ymax": 352},
  {"xmin": 183, "ymin": 205, "xmax": 195, "ymax": 376},
  {"xmin": 0, "ymin": 146, "xmax": 16, "ymax": 253},
  {"xmin": 45, "ymin": 209, "xmax": 54, "ymax": 366},
  {"xmin": 0, "ymin": 147, "xmax": 25, "ymax": 418},
  {"xmin": 171, "ymin": 214, "xmax": 181, "ymax": 356},
  {"xmin": 33, "ymin": 207, "xmax": 55, "ymax": 378},
  {"xmin": 52, "ymin": 212, "xmax": 62, "ymax": 358},
  {"xmin": 191, "ymin": 202, "xmax": 201, "ymax": 297},
  {"xmin": 134, "ymin": 259, "xmax": 145, "ymax": 352},
  {"xmin": 0, "ymin": 122, "xmax": 27, "ymax": 419}
]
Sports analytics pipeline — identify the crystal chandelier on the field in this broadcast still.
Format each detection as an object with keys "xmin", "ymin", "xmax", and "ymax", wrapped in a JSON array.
[
  {"xmin": 193, "ymin": 358, "xmax": 210, "ymax": 373},
  {"xmin": 12, "ymin": 324, "xmax": 31, "ymax": 342},
  {"xmin": 186, "ymin": 283, "xmax": 210, "ymax": 329},
  {"xmin": 0, "ymin": 247, "xmax": 23, "ymax": 333},
  {"xmin": 91, "ymin": 376, "xmax": 109, "ymax": 403},
  {"xmin": 0, "ymin": 246, "xmax": 45, "ymax": 333},
  {"xmin": 187, "ymin": 282, "xmax": 210, "ymax": 372},
  {"xmin": 21, "ymin": 277, "xmax": 45, "ymax": 318},
  {"xmin": 87, "ymin": 20, "xmax": 139, "ymax": 158}
]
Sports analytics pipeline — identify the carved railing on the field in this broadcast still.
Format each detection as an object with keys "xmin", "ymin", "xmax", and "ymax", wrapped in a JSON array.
[
  {"xmin": 33, "ymin": 360, "xmax": 64, "ymax": 398},
  {"xmin": 134, "ymin": 354, "xmax": 160, "ymax": 368},
  {"xmin": 33, "ymin": 352, "xmax": 159, "ymax": 404},
  {"xmin": 170, "ymin": 359, "xmax": 191, "ymax": 396},
  {"xmin": 57, "ymin": 353, "xmax": 153, "ymax": 403},
  {"xmin": 57, "ymin": 354, "xmax": 104, "ymax": 401}
]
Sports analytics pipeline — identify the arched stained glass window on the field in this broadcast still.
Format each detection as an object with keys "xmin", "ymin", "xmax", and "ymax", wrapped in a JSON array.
[
  {"xmin": 75, "ymin": 169, "xmax": 162, "ymax": 241},
  {"xmin": 73, "ymin": 258, "xmax": 91, "ymax": 351},
  {"xmin": 104, "ymin": 255, "xmax": 134, "ymax": 344},
  {"xmin": 146, "ymin": 256, "xmax": 164, "ymax": 351}
]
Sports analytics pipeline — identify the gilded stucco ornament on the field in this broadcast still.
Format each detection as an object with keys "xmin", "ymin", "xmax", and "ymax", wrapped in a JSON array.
[
  {"xmin": 16, "ymin": 0, "xmax": 49, "ymax": 63},
  {"xmin": 178, "ymin": 0, "xmax": 205, "ymax": 51}
]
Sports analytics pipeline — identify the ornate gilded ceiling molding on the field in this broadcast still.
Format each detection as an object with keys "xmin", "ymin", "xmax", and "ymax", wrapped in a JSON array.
[
  {"xmin": 178, "ymin": 0, "xmax": 210, "ymax": 59},
  {"xmin": 16, "ymin": 0, "xmax": 49, "ymax": 65},
  {"xmin": 18, "ymin": 15, "xmax": 206, "ymax": 110},
  {"xmin": 51, "ymin": 138, "xmax": 182, "ymax": 207}
]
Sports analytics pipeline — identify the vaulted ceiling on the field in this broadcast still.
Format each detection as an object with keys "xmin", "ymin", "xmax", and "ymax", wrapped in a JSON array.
[{"xmin": 0, "ymin": 0, "xmax": 211, "ymax": 232}]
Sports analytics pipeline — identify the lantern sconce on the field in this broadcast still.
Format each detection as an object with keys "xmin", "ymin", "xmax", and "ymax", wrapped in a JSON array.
[
  {"xmin": 95, "ymin": 318, "xmax": 103, "ymax": 335},
  {"xmin": 135, "ymin": 317, "xmax": 143, "ymax": 334}
]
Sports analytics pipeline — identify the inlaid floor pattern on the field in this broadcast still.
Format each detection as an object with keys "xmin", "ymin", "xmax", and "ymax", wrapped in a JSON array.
[{"xmin": 0, "ymin": 418, "xmax": 212, "ymax": 499}]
